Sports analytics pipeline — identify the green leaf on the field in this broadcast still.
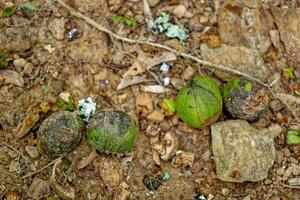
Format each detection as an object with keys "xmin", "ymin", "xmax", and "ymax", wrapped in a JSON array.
[
  {"xmin": 42, "ymin": 85, "xmax": 50, "ymax": 94},
  {"xmin": 162, "ymin": 171, "xmax": 170, "ymax": 181},
  {"xmin": 21, "ymin": 2, "xmax": 39, "ymax": 11},
  {"xmin": 243, "ymin": 82, "xmax": 253, "ymax": 92},
  {"xmin": 2, "ymin": 6, "xmax": 18, "ymax": 17},
  {"xmin": 283, "ymin": 68, "xmax": 295, "ymax": 79},
  {"xmin": 0, "ymin": 51, "xmax": 9, "ymax": 69},
  {"xmin": 111, "ymin": 15, "xmax": 137, "ymax": 28},
  {"xmin": 287, "ymin": 130, "xmax": 300, "ymax": 144}
]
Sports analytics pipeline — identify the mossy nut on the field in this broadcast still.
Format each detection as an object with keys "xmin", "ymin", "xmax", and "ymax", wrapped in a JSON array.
[
  {"xmin": 37, "ymin": 111, "xmax": 85, "ymax": 157},
  {"xmin": 87, "ymin": 110, "xmax": 137, "ymax": 154}
]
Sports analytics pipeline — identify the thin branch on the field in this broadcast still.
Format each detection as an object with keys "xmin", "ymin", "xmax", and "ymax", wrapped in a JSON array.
[
  {"xmin": 3, "ymin": 142, "xmax": 29, "ymax": 163},
  {"xmin": 21, "ymin": 157, "xmax": 62, "ymax": 179}
]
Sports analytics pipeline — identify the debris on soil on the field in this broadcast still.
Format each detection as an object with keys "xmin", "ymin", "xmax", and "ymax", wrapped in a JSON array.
[
  {"xmin": 0, "ymin": 70, "xmax": 24, "ymax": 87},
  {"xmin": 113, "ymin": 181, "xmax": 131, "ymax": 200},
  {"xmin": 151, "ymin": 131, "xmax": 178, "ymax": 161},
  {"xmin": 37, "ymin": 111, "xmax": 85, "ymax": 157},
  {"xmin": 171, "ymin": 150, "xmax": 195, "ymax": 168},
  {"xmin": 211, "ymin": 120, "xmax": 282, "ymax": 182},
  {"xmin": 142, "ymin": 174, "xmax": 163, "ymax": 191},
  {"xmin": 50, "ymin": 159, "xmax": 76, "ymax": 200},
  {"xmin": 78, "ymin": 97, "xmax": 97, "ymax": 122},
  {"xmin": 28, "ymin": 177, "xmax": 51, "ymax": 199},
  {"xmin": 223, "ymin": 78, "xmax": 271, "ymax": 121},
  {"xmin": 94, "ymin": 156, "xmax": 123, "ymax": 191}
]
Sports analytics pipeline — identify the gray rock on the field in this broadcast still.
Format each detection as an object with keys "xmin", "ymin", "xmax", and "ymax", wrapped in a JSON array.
[
  {"xmin": 218, "ymin": 0, "xmax": 271, "ymax": 54},
  {"xmin": 200, "ymin": 44, "xmax": 270, "ymax": 81},
  {"xmin": 272, "ymin": 8, "xmax": 300, "ymax": 65},
  {"xmin": 211, "ymin": 120, "xmax": 281, "ymax": 182},
  {"xmin": 48, "ymin": 18, "xmax": 65, "ymax": 40}
]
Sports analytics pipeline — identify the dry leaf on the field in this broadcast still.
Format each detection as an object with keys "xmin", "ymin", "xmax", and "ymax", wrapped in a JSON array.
[
  {"xmin": 136, "ymin": 92, "xmax": 153, "ymax": 117},
  {"xmin": 142, "ymin": 85, "xmax": 170, "ymax": 93},
  {"xmin": 14, "ymin": 102, "xmax": 41, "ymax": 139},
  {"xmin": 0, "ymin": 70, "xmax": 24, "ymax": 87},
  {"xmin": 117, "ymin": 75, "xmax": 147, "ymax": 90},
  {"xmin": 123, "ymin": 52, "xmax": 176, "ymax": 77}
]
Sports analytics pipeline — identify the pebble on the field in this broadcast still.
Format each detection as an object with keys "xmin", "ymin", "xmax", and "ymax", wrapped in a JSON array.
[
  {"xmin": 48, "ymin": 18, "xmax": 66, "ymax": 40},
  {"xmin": 171, "ymin": 78, "xmax": 185, "ymax": 90},
  {"xmin": 147, "ymin": 110, "xmax": 165, "ymax": 122},
  {"xmin": 182, "ymin": 66, "xmax": 195, "ymax": 80},
  {"xmin": 276, "ymin": 167, "xmax": 285, "ymax": 176},
  {"xmin": 148, "ymin": 0, "xmax": 160, "ymax": 7},
  {"xmin": 291, "ymin": 163, "xmax": 300, "ymax": 176},
  {"xmin": 13, "ymin": 58, "xmax": 27, "ymax": 68},
  {"xmin": 288, "ymin": 177, "xmax": 300, "ymax": 186},
  {"xmin": 221, "ymin": 188, "xmax": 230, "ymax": 196},
  {"xmin": 172, "ymin": 5, "xmax": 187, "ymax": 19},
  {"xmin": 25, "ymin": 145, "xmax": 40, "ymax": 159},
  {"xmin": 199, "ymin": 16, "xmax": 209, "ymax": 24},
  {"xmin": 282, "ymin": 148, "xmax": 291, "ymax": 157},
  {"xmin": 275, "ymin": 150, "xmax": 284, "ymax": 164},
  {"xmin": 282, "ymin": 166, "xmax": 293, "ymax": 181}
]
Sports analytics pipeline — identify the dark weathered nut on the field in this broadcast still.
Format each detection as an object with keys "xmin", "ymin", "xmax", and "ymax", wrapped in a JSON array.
[
  {"xmin": 223, "ymin": 78, "xmax": 271, "ymax": 121},
  {"xmin": 37, "ymin": 111, "xmax": 85, "ymax": 157}
]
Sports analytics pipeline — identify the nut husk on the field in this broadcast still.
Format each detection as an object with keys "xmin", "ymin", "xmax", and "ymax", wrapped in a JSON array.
[
  {"xmin": 223, "ymin": 78, "xmax": 271, "ymax": 121},
  {"xmin": 37, "ymin": 111, "xmax": 85, "ymax": 157},
  {"xmin": 87, "ymin": 110, "xmax": 137, "ymax": 154},
  {"xmin": 175, "ymin": 76, "xmax": 222, "ymax": 129}
]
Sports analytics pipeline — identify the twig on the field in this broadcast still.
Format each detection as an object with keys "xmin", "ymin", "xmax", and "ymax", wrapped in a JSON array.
[
  {"xmin": 54, "ymin": 0, "xmax": 298, "ymax": 120},
  {"xmin": 281, "ymin": 183, "xmax": 300, "ymax": 190},
  {"xmin": 21, "ymin": 157, "xmax": 62, "ymax": 179},
  {"xmin": 3, "ymin": 142, "xmax": 29, "ymax": 163}
]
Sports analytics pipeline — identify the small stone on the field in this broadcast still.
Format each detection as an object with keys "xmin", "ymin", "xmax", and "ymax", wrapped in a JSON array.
[
  {"xmin": 288, "ymin": 177, "xmax": 300, "ymax": 186},
  {"xmin": 221, "ymin": 188, "xmax": 230, "ymax": 196},
  {"xmin": 282, "ymin": 166, "xmax": 293, "ymax": 181},
  {"xmin": 276, "ymin": 150, "xmax": 284, "ymax": 164},
  {"xmin": 276, "ymin": 167, "xmax": 285, "ymax": 176},
  {"xmin": 148, "ymin": 0, "xmax": 160, "ymax": 7},
  {"xmin": 13, "ymin": 58, "xmax": 27, "ymax": 68},
  {"xmin": 171, "ymin": 78, "xmax": 185, "ymax": 90},
  {"xmin": 282, "ymin": 148, "xmax": 291, "ymax": 157},
  {"xmin": 172, "ymin": 5, "xmax": 187, "ymax": 19},
  {"xmin": 48, "ymin": 18, "xmax": 66, "ymax": 40},
  {"xmin": 9, "ymin": 160, "xmax": 21, "ymax": 173},
  {"xmin": 199, "ymin": 16, "xmax": 209, "ymax": 24},
  {"xmin": 291, "ymin": 163, "xmax": 300, "ymax": 176},
  {"xmin": 182, "ymin": 66, "xmax": 195, "ymax": 81},
  {"xmin": 147, "ymin": 110, "xmax": 165, "ymax": 122},
  {"xmin": 25, "ymin": 145, "xmax": 40, "ymax": 159}
]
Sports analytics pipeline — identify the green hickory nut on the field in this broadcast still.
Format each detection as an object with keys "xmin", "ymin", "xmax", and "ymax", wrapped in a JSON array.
[
  {"xmin": 37, "ymin": 111, "xmax": 85, "ymax": 157},
  {"xmin": 175, "ymin": 76, "xmax": 222, "ymax": 129},
  {"xmin": 87, "ymin": 110, "xmax": 137, "ymax": 154},
  {"xmin": 223, "ymin": 78, "xmax": 271, "ymax": 121}
]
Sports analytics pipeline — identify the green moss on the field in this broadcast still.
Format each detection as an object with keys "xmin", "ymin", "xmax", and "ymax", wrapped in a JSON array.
[
  {"xmin": 111, "ymin": 15, "xmax": 137, "ymax": 28},
  {"xmin": 223, "ymin": 78, "xmax": 241, "ymax": 99},
  {"xmin": 287, "ymin": 130, "xmax": 300, "ymax": 144},
  {"xmin": 283, "ymin": 68, "xmax": 295, "ymax": 79},
  {"xmin": 243, "ymin": 82, "xmax": 253, "ymax": 92},
  {"xmin": 0, "ymin": 50, "xmax": 9, "ymax": 69}
]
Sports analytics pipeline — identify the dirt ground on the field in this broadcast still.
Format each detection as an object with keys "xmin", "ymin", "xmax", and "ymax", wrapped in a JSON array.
[{"xmin": 1, "ymin": 0, "xmax": 300, "ymax": 199}]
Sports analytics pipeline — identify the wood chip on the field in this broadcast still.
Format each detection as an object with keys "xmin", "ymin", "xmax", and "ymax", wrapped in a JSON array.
[
  {"xmin": 117, "ymin": 75, "xmax": 147, "ymax": 90},
  {"xmin": 142, "ymin": 85, "xmax": 170, "ymax": 93}
]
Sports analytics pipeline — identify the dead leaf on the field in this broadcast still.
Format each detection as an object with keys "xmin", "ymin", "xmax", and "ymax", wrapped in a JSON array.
[
  {"xmin": 14, "ymin": 102, "xmax": 41, "ymax": 139},
  {"xmin": 77, "ymin": 148, "xmax": 98, "ymax": 170},
  {"xmin": 171, "ymin": 151, "xmax": 195, "ymax": 168},
  {"xmin": 113, "ymin": 182, "xmax": 131, "ymax": 200},
  {"xmin": 0, "ymin": 69, "xmax": 24, "ymax": 87},
  {"xmin": 28, "ymin": 177, "xmax": 51, "ymax": 199},
  {"xmin": 142, "ymin": 85, "xmax": 170, "ymax": 93},
  {"xmin": 136, "ymin": 92, "xmax": 153, "ymax": 117},
  {"xmin": 123, "ymin": 52, "xmax": 176, "ymax": 77},
  {"xmin": 117, "ymin": 75, "xmax": 147, "ymax": 90}
]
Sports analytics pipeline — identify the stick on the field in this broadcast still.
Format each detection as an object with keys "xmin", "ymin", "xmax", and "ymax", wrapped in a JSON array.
[{"xmin": 21, "ymin": 157, "xmax": 62, "ymax": 179}]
